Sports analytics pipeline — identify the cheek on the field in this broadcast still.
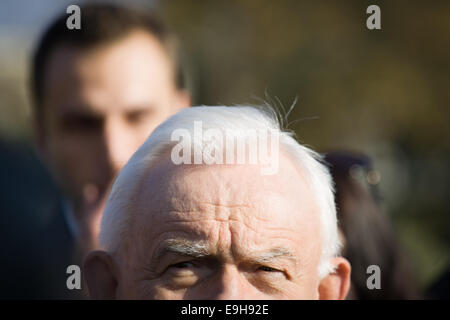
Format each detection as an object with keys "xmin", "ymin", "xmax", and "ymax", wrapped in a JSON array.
[
  {"xmin": 46, "ymin": 135, "xmax": 101, "ymax": 192},
  {"xmin": 293, "ymin": 249, "xmax": 322, "ymax": 297},
  {"xmin": 153, "ymin": 288, "xmax": 185, "ymax": 300},
  {"xmin": 141, "ymin": 109, "xmax": 172, "ymax": 132},
  {"xmin": 134, "ymin": 280, "xmax": 186, "ymax": 300},
  {"xmin": 51, "ymin": 138, "xmax": 96, "ymax": 173},
  {"xmin": 300, "ymin": 272, "xmax": 321, "ymax": 299},
  {"xmin": 129, "ymin": 124, "xmax": 155, "ymax": 149}
]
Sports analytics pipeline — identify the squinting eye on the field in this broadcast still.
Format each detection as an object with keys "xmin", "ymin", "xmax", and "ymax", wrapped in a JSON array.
[
  {"xmin": 170, "ymin": 261, "xmax": 195, "ymax": 269},
  {"xmin": 258, "ymin": 266, "xmax": 279, "ymax": 272}
]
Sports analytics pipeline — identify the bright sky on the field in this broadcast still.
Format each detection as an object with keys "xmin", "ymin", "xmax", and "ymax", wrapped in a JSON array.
[{"xmin": 0, "ymin": 0, "xmax": 156, "ymax": 39}]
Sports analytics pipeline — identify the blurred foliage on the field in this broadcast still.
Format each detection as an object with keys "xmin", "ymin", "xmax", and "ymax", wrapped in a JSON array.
[{"xmin": 0, "ymin": 0, "xmax": 449, "ymax": 288}]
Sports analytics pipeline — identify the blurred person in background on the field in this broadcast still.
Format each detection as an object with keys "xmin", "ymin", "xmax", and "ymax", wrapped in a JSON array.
[
  {"xmin": 324, "ymin": 151, "xmax": 421, "ymax": 299},
  {"xmin": 27, "ymin": 3, "xmax": 190, "ymax": 298}
]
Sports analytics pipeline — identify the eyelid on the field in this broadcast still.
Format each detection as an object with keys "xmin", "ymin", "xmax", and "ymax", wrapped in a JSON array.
[
  {"xmin": 164, "ymin": 257, "xmax": 218, "ymax": 276},
  {"xmin": 164, "ymin": 258, "xmax": 202, "ymax": 274},
  {"xmin": 258, "ymin": 265, "xmax": 281, "ymax": 272},
  {"xmin": 256, "ymin": 264, "xmax": 292, "ymax": 280},
  {"xmin": 170, "ymin": 261, "xmax": 196, "ymax": 269}
]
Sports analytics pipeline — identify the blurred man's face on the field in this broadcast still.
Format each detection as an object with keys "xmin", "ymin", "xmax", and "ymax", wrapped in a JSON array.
[
  {"xmin": 37, "ymin": 30, "xmax": 190, "ymax": 223},
  {"xmin": 86, "ymin": 153, "xmax": 350, "ymax": 299}
]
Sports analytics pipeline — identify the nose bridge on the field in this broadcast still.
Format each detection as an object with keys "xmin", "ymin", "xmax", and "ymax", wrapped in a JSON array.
[
  {"xmin": 213, "ymin": 265, "xmax": 249, "ymax": 300},
  {"xmin": 103, "ymin": 115, "xmax": 132, "ymax": 173}
]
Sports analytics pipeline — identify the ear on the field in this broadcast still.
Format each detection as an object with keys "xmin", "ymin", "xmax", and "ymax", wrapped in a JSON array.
[
  {"xmin": 318, "ymin": 257, "xmax": 351, "ymax": 300},
  {"xmin": 84, "ymin": 250, "xmax": 119, "ymax": 299},
  {"xmin": 172, "ymin": 89, "xmax": 191, "ymax": 112}
]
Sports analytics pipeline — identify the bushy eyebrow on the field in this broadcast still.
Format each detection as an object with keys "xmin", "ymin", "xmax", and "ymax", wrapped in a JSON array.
[
  {"xmin": 249, "ymin": 247, "xmax": 296, "ymax": 264},
  {"xmin": 153, "ymin": 239, "xmax": 296, "ymax": 265},
  {"xmin": 154, "ymin": 239, "xmax": 211, "ymax": 261}
]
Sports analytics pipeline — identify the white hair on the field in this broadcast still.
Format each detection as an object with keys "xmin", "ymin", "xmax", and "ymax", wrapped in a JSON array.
[{"xmin": 99, "ymin": 105, "xmax": 341, "ymax": 278}]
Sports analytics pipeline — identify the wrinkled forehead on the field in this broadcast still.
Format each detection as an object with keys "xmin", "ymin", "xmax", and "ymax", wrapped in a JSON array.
[{"xmin": 132, "ymin": 151, "xmax": 320, "ymax": 227}]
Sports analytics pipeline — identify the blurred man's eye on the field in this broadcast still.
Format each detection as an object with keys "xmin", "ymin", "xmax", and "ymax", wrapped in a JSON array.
[
  {"xmin": 61, "ymin": 115, "xmax": 102, "ymax": 132},
  {"xmin": 126, "ymin": 109, "xmax": 153, "ymax": 124}
]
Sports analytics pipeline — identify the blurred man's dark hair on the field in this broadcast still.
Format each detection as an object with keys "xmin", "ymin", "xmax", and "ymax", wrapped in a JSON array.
[
  {"xmin": 30, "ymin": 3, "xmax": 185, "ymax": 124},
  {"xmin": 324, "ymin": 151, "xmax": 421, "ymax": 299}
]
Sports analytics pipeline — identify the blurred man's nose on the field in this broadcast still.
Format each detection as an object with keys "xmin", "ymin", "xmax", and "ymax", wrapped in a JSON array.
[
  {"xmin": 102, "ymin": 116, "xmax": 137, "ymax": 175},
  {"xmin": 207, "ymin": 265, "xmax": 261, "ymax": 300}
]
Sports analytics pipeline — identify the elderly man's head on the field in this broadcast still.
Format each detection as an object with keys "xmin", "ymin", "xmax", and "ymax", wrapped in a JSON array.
[{"xmin": 85, "ymin": 106, "xmax": 350, "ymax": 299}]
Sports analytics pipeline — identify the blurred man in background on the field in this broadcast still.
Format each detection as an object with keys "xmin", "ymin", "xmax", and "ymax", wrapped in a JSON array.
[{"xmin": 28, "ymin": 3, "xmax": 190, "ymax": 298}]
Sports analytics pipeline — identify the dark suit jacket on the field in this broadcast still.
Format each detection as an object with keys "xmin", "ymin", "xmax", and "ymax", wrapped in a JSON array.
[{"xmin": 0, "ymin": 141, "xmax": 84, "ymax": 299}]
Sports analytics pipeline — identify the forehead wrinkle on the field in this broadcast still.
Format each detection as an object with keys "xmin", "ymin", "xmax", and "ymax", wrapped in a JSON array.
[
  {"xmin": 149, "ymin": 200, "xmax": 273, "ymax": 223},
  {"xmin": 148, "ymin": 191, "xmax": 258, "ymax": 214},
  {"xmin": 131, "ymin": 152, "xmax": 321, "ymax": 265},
  {"xmin": 134, "ymin": 190, "xmax": 319, "ymax": 257},
  {"xmin": 151, "ymin": 214, "xmax": 274, "ymax": 238},
  {"xmin": 149, "ymin": 218, "xmax": 305, "ymax": 247},
  {"xmin": 145, "ymin": 202, "xmax": 307, "ymax": 247},
  {"xmin": 138, "ymin": 152, "xmax": 316, "ymax": 223}
]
